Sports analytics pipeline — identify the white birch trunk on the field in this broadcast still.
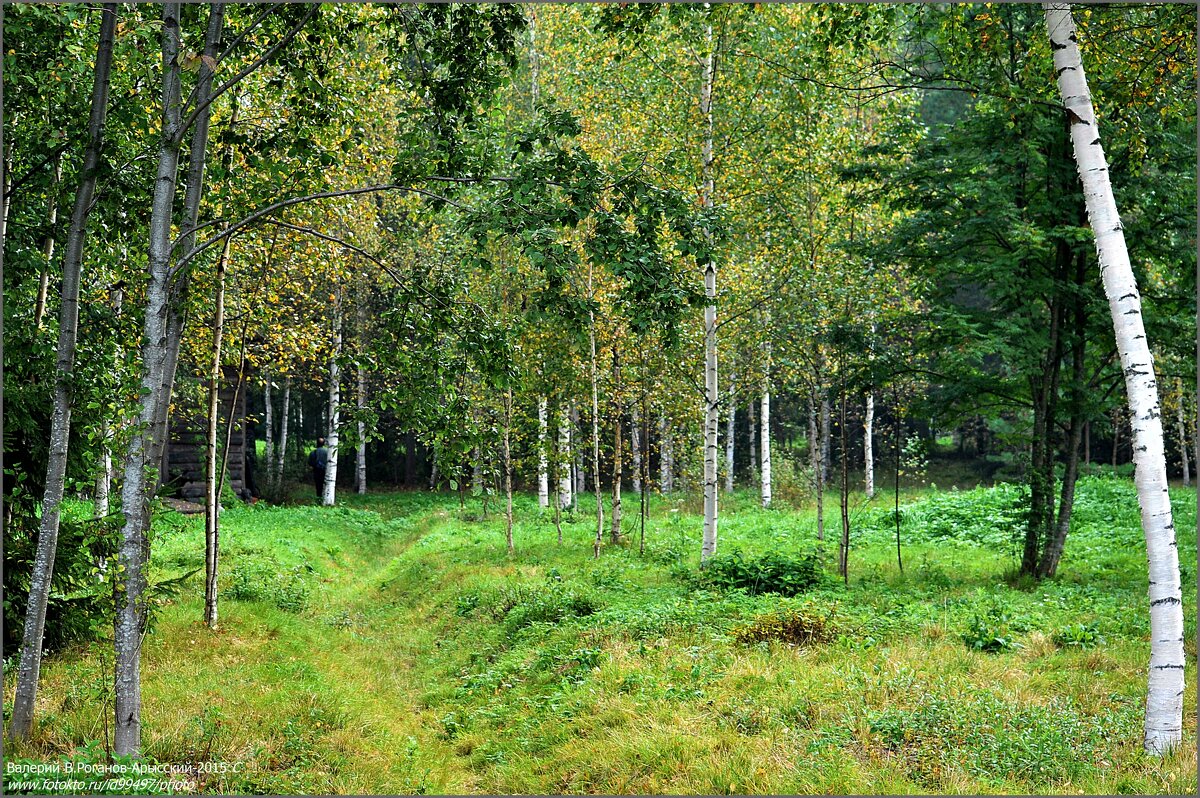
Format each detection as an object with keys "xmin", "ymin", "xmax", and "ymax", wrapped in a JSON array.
[
  {"xmin": 761, "ymin": 387, "xmax": 772, "ymax": 508},
  {"xmin": 699, "ymin": 23, "xmax": 719, "ymax": 562},
  {"xmin": 725, "ymin": 375, "xmax": 736, "ymax": 494},
  {"xmin": 95, "ymin": 275, "xmax": 121, "ymax": 518},
  {"xmin": 322, "ymin": 293, "xmax": 342, "ymax": 507},
  {"xmin": 537, "ymin": 396, "xmax": 550, "ymax": 507},
  {"xmin": 572, "ymin": 402, "xmax": 584, "ymax": 500},
  {"xmin": 203, "ymin": 237, "xmax": 231, "ymax": 629},
  {"xmin": 264, "ymin": 376, "xmax": 275, "ymax": 486},
  {"xmin": 276, "ymin": 377, "xmax": 291, "ymax": 488},
  {"xmin": 11, "ymin": 3, "xmax": 118, "ymax": 741},
  {"xmin": 631, "ymin": 405, "xmax": 643, "ymax": 495},
  {"xmin": 809, "ymin": 396, "xmax": 825, "ymax": 541},
  {"xmin": 865, "ymin": 392, "xmax": 876, "ymax": 498},
  {"xmin": 588, "ymin": 296, "xmax": 604, "ymax": 558},
  {"xmin": 558, "ymin": 401, "xmax": 573, "ymax": 509},
  {"xmin": 660, "ymin": 414, "xmax": 674, "ymax": 493},
  {"xmin": 503, "ymin": 388, "xmax": 514, "ymax": 553},
  {"xmin": 94, "ymin": 438, "xmax": 112, "ymax": 518},
  {"xmin": 820, "ymin": 394, "xmax": 832, "ymax": 485},
  {"xmin": 355, "ymin": 295, "xmax": 367, "ymax": 495},
  {"xmin": 748, "ymin": 398, "xmax": 758, "ymax": 482},
  {"xmin": 1045, "ymin": 2, "xmax": 1184, "ymax": 755},
  {"xmin": 610, "ymin": 347, "xmax": 623, "ymax": 543}
]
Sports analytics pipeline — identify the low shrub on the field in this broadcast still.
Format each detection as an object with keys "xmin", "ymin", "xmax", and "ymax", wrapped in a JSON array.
[
  {"xmin": 484, "ymin": 580, "xmax": 602, "ymax": 632},
  {"xmin": 695, "ymin": 549, "xmax": 824, "ymax": 597},
  {"xmin": 1052, "ymin": 621, "xmax": 1104, "ymax": 649},
  {"xmin": 962, "ymin": 602, "xmax": 1024, "ymax": 652},
  {"xmin": 731, "ymin": 606, "xmax": 837, "ymax": 647}
]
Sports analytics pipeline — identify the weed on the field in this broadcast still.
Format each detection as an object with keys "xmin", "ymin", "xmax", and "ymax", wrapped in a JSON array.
[
  {"xmin": 694, "ymin": 549, "xmax": 824, "ymax": 596},
  {"xmin": 731, "ymin": 606, "xmax": 837, "ymax": 647}
]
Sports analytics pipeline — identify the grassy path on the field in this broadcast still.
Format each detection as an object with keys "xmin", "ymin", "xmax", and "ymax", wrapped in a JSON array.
[{"xmin": 6, "ymin": 482, "xmax": 1198, "ymax": 794}]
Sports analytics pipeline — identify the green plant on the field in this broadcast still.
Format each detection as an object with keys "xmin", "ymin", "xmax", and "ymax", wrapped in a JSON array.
[
  {"xmin": 1052, "ymin": 621, "xmax": 1104, "ymax": 649},
  {"xmin": 695, "ymin": 549, "xmax": 824, "ymax": 597},
  {"xmin": 962, "ymin": 602, "xmax": 1024, "ymax": 652},
  {"xmin": 731, "ymin": 606, "xmax": 837, "ymax": 647}
]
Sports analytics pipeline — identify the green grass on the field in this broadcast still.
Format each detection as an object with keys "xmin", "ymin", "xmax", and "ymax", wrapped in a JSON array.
[{"xmin": 5, "ymin": 475, "xmax": 1197, "ymax": 794}]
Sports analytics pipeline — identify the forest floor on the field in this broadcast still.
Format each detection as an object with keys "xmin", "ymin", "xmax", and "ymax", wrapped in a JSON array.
[{"xmin": 6, "ymin": 473, "xmax": 1198, "ymax": 795}]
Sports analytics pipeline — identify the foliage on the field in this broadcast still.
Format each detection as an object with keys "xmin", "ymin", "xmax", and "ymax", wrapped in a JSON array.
[
  {"xmin": 8, "ymin": 483, "xmax": 1196, "ymax": 794},
  {"xmin": 730, "ymin": 606, "xmax": 837, "ymax": 647},
  {"xmin": 961, "ymin": 599, "xmax": 1026, "ymax": 653},
  {"xmin": 690, "ymin": 549, "xmax": 825, "ymax": 597},
  {"xmin": 1053, "ymin": 621, "xmax": 1104, "ymax": 650}
]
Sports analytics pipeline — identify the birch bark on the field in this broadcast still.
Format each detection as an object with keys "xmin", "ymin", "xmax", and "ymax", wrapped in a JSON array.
[
  {"xmin": 558, "ymin": 402, "xmax": 573, "ymax": 509},
  {"xmin": 631, "ymin": 405, "xmax": 642, "ymax": 495},
  {"xmin": 700, "ymin": 23, "xmax": 719, "ymax": 562},
  {"xmin": 322, "ymin": 292, "xmax": 342, "ymax": 506},
  {"xmin": 538, "ymin": 396, "xmax": 550, "ymax": 507},
  {"xmin": 202, "ymin": 237, "xmax": 232, "ymax": 628},
  {"xmin": 10, "ymin": 3, "xmax": 118, "ymax": 742},
  {"xmin": 276, "ymin": 377, "xmax": 291, "ymax": 489},
  {"xmin": 1045, "ymin": 2, "xmax": 1185, "ymax": 755},
  {"xmin": 725, "ymin": 374, "xmax": 736, "ymax": 493},
  {"xmin": 356, "ymin": 298, "xmax": 367, "ymax": 495},
  {"xmin": 864, "ymin": 393, "xmax": 876, "ymax": 498}
]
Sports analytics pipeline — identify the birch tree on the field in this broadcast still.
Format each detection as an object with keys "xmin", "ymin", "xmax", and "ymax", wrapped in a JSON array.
[
  {"xmin": 10, "ymin": 2, "xmax": 118, "ymax": 742},
  {"xmin": 1044, "ymin": 2, "xmax": 1184, "ymax": 755},
  {"xmin": 323, "ymin": 290, "xmax": 343, "ymax": 506}
]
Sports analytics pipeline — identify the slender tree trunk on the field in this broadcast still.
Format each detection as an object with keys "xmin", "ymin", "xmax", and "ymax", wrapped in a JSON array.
[
  {"xmin": 748, "ymin": 398, "xmax": 758, "ymax": 483},
  {"xmin": 699, "ymin": 23, "xmax": 719, "ymax": 562},
  {"xmin": 640, "ymin": 388, "xmax": 650, "ymax": 556},
  {"xmin": 472, "ymin": 448, "xmax": 483, "ymax": 496},
  {"xmin": 894, "ymin": 390, "xmax": 902, "ymax": 572},
  {"xmin": 558, "ymin": 401, "xmax": 572, "ymax": 510},
  {"xmin": 115, "ymin": 2, "xmax": 208, "ymax": 756},
  {"xmin": 33, "ymin": 154, "xmax": 61, "ymax": 329},
  {"xmin": 812, "ymin": 391, "xmax": 826, "ymax": 542},
  {"xmin": 1046, "ymin": 3, "xmax": 1185, "ymax": 755},
  {"xmin": 1084, "ymin": 419, "xmax": 1090, "ymax": 465},
  {"xmin": 356, "ymin": 295, "xmax": 367, "ymax": 495},
  {"xmin": 322, "ymin": 291, "xmax": 342, "ymax": 506},
  {"xmin": 611, "ymin": 347, "xmax": 624, "ymax": 544},
  {"xmin": 1112, "ymin": 408, "xmax": 1121, "ymax": 467},
  {"xmin": 572, "ymin": 401, "xmax": 584, "ymax": 501},
  {"xmin": 1039, "ymin": 252, "xmax": 1089, "ymax": 578},
  {"xmin": 276, "ymin": 377, "xmax": 291, "ymax": 489},
  {"xmin": 1175, "ymin": 379, "xmax": 1190, "ymax": 487},
  {"xmin": 503, "ymin": 387, "xmax": 514, "ymax": 554},
  {"xmin": 839, "ymin": 371, "xmax": 850, "ymax": 583},
  {"xmin": 589, "ymin": 299, "xmax": 603, "ymax": 558},
  {"xmin": 537, "ymin": 396, "xmax": 550, "ymax": 507},
  {"xmin": 94, "ymin": 286, "xmax": 123, "ymax": 520},
  {"xmin": 820, "ymin": 394, "xmax": 831, "ymax": 485},
  {"xmin": 761, "ymin": 387, "xmax": 772, "ymax": 509},
  {"xmin": 725, "ymin": 373, "xmax": 736, "ymax": 493},
  {"xmin": 660, "ymin": 413, "xmax": 674, "ymax": 493},
  {"xmin": 864, "ymin": 392, "xmax": 876, "ymax": 498},
  {"xmin": 151, "ymin": 5, "xmax": 225, "ymax": 495},
  {"xmin": 10, "ymin": 4, "xmax": 119, "ymax": 742},
  {"xmin": 202, "ymin": 237, "xmax": 232, "ymax": 628},
  {"xmin": 209, "ymin": 325, "xmax": 247, "ymax": 628},
  {"xmin": 631, "ymin": 405, "xmax": 642, "ymax": 495},
  {"xmin": 264, "ymin": 375, "xmax": 275, "ymax": 485}
]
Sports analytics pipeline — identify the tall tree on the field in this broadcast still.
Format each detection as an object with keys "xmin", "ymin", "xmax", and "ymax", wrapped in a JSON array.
[
  {"xmin": 10, "ymin": 3, "xmax": 119, "ymax": 742},
  {"xmin": 1044, "ymin": 2, "xmax": 1184, "ymax": 755}
]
